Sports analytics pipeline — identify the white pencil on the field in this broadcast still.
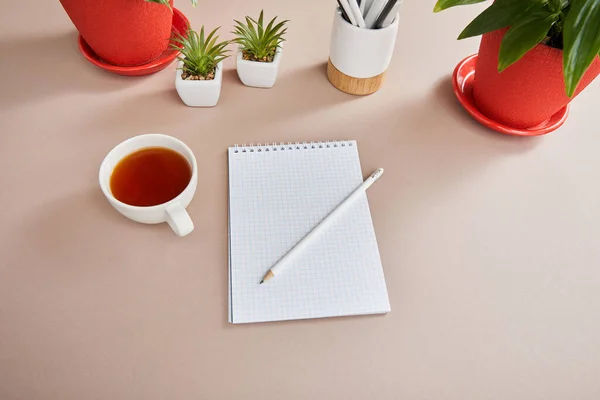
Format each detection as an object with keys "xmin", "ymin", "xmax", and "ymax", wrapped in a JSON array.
[
  {"xmin": 347, "ymin": 0, "xmax": 367, "ymax": 28},
  {"xmin": 339, "ymin": 0, "xmax": 358, "ymax": 26},
  {"xmin": 380, "ymin": 0, "xmax": 401, "ymax": 28},
  {"xmin": 364, "ymin": 0, "xmax": 386, "ymax": 28},
  {"xmin": 363, "ymin": 0, "xmax": 375, "ymax": 16},
  {"xmin": 260, "ymin": 168, "xmax": 385, "ymax": 284}
]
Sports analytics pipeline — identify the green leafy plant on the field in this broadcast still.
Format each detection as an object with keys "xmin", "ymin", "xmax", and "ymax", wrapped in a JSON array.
[
  {"xmin": 145, "ymin": 0, "xmax": 197, "ymax": 10},
  {"xmin": 434, "ymin": 0, "xmax": 600, "ymax": 97},
  {"xmin": 170, "ymin": 26, "xmax": 230, "ymax": 80},
  {"xmin": 232, "ymin": 10, "xmax": 289, "ymax": 62}
]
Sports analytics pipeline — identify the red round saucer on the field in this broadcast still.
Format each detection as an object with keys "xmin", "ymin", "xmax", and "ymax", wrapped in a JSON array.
[
  {"xmin": 452, "ymin": 54, "xmax": 569, "ymax": 136},
  {"xmin": 77, "ymin": 8, "xmax": 189, "ymax": 76}
]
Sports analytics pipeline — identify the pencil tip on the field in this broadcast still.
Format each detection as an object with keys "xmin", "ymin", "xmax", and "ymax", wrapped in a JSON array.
[{"xmin": 260, "ymin": 280, "xmax": 264, "ymax": 284}]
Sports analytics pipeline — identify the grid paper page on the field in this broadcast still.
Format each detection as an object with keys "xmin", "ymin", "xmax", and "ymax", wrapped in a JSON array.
[{"xmin": 228, "ymin": 141, "xmax": 390, "ymax": 324}]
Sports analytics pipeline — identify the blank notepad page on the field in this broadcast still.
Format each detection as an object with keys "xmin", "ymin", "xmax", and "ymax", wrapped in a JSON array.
[{"xmin": 228, "ymin": 141, "xmax": 390, "ymax": 324}]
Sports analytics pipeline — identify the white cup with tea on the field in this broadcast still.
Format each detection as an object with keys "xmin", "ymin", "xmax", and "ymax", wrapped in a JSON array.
[{"xmin": 99, "ymin": 134, "xmax": 198, "ymax": 237}]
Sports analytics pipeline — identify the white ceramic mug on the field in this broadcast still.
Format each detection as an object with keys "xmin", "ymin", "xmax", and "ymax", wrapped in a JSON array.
[
  {"xmin": 329, "ymin": 8, "xmax": 400, "ymax": 79},
  {"xmin": 99, "ymin": 134, "xmax": 198, "ymax": 237}
]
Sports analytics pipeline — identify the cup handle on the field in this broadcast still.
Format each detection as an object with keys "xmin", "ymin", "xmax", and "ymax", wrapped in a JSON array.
[{"xmin": 166, "ymin": 202, "xmax": 194, "ymax": 237}]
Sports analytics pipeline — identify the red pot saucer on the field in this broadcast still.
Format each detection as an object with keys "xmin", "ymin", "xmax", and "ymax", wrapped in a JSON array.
[
  {"xmin": 452, "ymin": 54, "xmax": 569, "ymax": 136},
  {"xmin": 77, "ymin": 8, "xmax": 189, "ymax": 76}
]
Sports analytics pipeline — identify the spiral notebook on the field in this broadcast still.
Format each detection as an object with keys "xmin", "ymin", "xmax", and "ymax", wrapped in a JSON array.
[{"xmin": 228, "ymin": 141, "xmax": 390, "ymax": 324}]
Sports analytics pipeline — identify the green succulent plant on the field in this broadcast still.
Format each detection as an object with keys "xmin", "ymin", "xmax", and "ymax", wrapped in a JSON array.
[
  {"xmin": 232, "ymin": 11, "xmax": 289, "ymax": 62},
  {"xmin": 434, "ymin": 0, "xmax": 600, "ymax": 97},
  {"xmin": 145, "ymin": 0, "xmax": 197, "ymax": 10},
  {"xmin": 170, "ymin": 26, "xmax": 230, "ymax": 79}
]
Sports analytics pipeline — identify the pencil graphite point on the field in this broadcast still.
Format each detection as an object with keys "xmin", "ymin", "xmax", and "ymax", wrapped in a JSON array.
[{"xmin": 260, "ymin": 280, "xmax": 264, "ymax": 284}]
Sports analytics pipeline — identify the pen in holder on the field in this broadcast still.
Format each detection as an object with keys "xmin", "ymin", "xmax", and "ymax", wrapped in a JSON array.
[{"xmin": 327, "ymin": 8, "xmax": 399, "ymax": 95}]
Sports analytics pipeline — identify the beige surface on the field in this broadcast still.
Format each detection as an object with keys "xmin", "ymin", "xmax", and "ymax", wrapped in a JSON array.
[{"xmin": 1, "ymin": 1, "xmax": 600, "ymax": 399}]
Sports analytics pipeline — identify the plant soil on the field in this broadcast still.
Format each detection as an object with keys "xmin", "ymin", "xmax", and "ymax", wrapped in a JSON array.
[
  {"xmin": 242, "ymin": 50, "xmax": 274, "ymax": 63},
  {"xmin": 543, "ymin": 34, "xmax": 563, "ymax": 50},
  {"xmin": 543, "ymin": 23, "xmax": 564, "ymax": 50},
  {"xmin": 181, "ymin": 70, "xmax": 215, "ymax": 81}
]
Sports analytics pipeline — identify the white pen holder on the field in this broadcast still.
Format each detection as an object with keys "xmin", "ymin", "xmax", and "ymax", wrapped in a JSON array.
[{"xmin": 327, "ymin": 8, "xmax": 400, "ymax": 95}]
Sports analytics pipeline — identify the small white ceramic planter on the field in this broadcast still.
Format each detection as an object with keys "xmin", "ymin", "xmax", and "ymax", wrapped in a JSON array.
[
  {"xmin": 175, "ymin": 60, "xmax": 223, "ymax": 107},
  {"xmin": 236, "ymin": 47, "xmax": 282, "ymax": 88},
  {"xmin": 328, "ymin": 8, "xmax": 400, "ymax": 95}
]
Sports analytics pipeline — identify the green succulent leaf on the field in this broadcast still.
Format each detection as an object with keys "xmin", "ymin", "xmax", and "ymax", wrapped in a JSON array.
[
  {"xmin": 170, "ymin": 25, "xmax": 230, "ymax": 78},
  {"xmin": 232, "ymin": 11, "xmax": 289, "ymax": 61},
  {"xmin": 563, "ymin": 0, "xmax": 600, "ymax": 97},
  {"xmin": 458, "ymin": 0, "xmax": 544, "ymax": 40},
  {"xmin": 257, "ymin": 10, "xmax": 264, "ymax": 39},
  {"xmin": 498, "ymin": 9, "xmax": 559, "ymax": 72},
  {"xmin": 433, "ymin": 0, "xmax": 487, "ymax": 13}
]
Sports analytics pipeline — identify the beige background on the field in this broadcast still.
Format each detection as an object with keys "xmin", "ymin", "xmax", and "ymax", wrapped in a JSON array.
[{"xmin": 1, "ymin": 0, "xmax": 600, "ymax": 399}]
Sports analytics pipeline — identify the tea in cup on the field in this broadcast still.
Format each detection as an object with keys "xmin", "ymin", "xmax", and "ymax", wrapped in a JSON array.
[{"xmin": 99, "ymin": 134, "xmax": 198, "ymax": 236}]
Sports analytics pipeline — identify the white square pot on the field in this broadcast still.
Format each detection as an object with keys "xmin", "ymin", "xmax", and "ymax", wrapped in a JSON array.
[
  {"xmin": 175, "ymin": 61, "xmax": 223, "ymax": 107},
  {"xmin": 236, "ymin": 47, "xmax": 282, "ymax": 88}
]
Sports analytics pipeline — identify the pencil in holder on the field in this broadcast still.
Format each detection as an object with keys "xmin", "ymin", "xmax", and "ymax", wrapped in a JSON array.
[{"xmin": 327, "ymin": 8, "xmax": 400, "ymax": 95}]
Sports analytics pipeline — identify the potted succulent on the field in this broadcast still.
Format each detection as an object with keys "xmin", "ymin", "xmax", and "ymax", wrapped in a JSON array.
[
  {"xmin": 434, "ymin": 0, "xmax": 600, "ymax": 129},
  {"xmin": 171, "ymin": 26, "xmax": 230, "ymax": 107},
  {"xmin": 232, "ymin": 11, "xmax": 289, "ymax": 88},
  {"xmin": 59, "ymin": 0, "xmax": 196, "ymax": 66}
]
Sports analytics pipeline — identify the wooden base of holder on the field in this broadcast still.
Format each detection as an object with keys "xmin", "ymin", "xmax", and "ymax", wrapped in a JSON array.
[{"xmin": 327, "ymin": 59, "xmax": 385, "ymax": 96}]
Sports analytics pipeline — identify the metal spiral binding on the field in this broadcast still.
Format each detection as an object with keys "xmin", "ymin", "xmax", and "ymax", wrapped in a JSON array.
[{"xmin": 232, "ymin": 141, "xmax": 354, "ymax": 154}]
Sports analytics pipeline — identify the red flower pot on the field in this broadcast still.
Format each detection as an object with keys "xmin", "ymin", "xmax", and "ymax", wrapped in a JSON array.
[
  {"xmin": 59, "ymin": 0, "xmax": 174, "ymax": 67},
  {"xmin": 473, "ymin": 28, "xmax": 600, "ymax": 129}
]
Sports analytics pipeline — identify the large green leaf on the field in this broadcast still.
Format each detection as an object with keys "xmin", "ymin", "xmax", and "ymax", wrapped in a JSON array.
[
  {"xmin": 145, "ymin": 0, "xmax": 172, "ymax": 10},
  {"xmin": 145, "ymin": 0, "xmax": 197, "ymax": 7},
  {"xmin": 563, "ymin": 0, "xmax": 600, "ymax": 96},
  {"xmin": 498, "ymin": 9, "xmax": 559, "ymax": 71},
  {"xmin": 548, "ymin": 0, "xmax": 569, "ymax": 12},
  {"xmin": 433, "ymin": 0, "xmax": 487, "ymax": 12},
  {"xmin": 458, "ymin": 0, "xmax": 545, "ymax": 39}
]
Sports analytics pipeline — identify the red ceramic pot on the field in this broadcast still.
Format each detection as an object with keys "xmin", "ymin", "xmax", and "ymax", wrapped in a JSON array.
[
  {"xmin": 473, "ymin": 28, "xmax": 600, "ymax": 129},
  {"xmin": 60, "ymin": 0, "xmax": 174, "ymax": 67}
]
